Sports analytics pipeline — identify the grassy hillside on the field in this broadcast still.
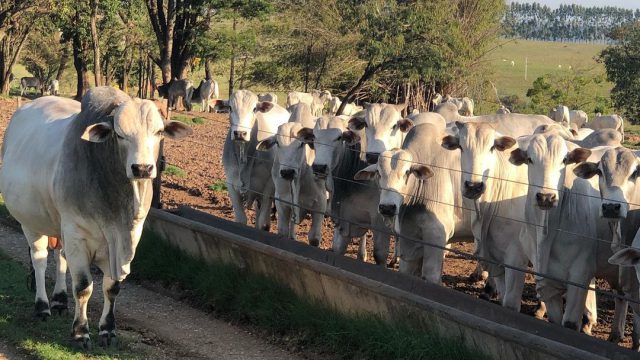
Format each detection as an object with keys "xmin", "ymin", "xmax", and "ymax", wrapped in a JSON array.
[{"xmin": 487, "ymin": 39, "xmax": 609, "ymax": 99}]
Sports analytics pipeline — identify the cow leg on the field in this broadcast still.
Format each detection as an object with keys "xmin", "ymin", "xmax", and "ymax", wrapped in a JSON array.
[
  {"xmin": 99, "ymin": 276, "xmax": 120, "ymax": 347},
  {"xmin": 357, "ymin": 235, "xmax": 367, "ymax": 262},
  {"xmin": 255, "ymin": 195, "xmax": 272, "ymax": 231},
  {"xmin": 628, "ymin": 302, "xmax": 640, "ymax": 351},
  {"xmin": 308, "ymin": 211, "xmax": 324, "ymax": 247},
  {"xmin": 608, "ymin": 292, "xmax": 628, "ymax": 344},
  {"xmin": 420, "ymin": 236, "xmax": 446, "ymax": 285},
  {"xmin": 51, "ymin": 249, "xmax": 69, "ymax": 315},
  {"xmin": 372, "ymin": 231, "xmax": 390, "ymax": 266},
  {"xmin": 276, "ymin": 202, "xmax": 292, "ymax": 240},
  {"xmin": 331, "ymin": 227, "xmax": 349, "ymax": 255},
  {"xmin": 582, "ymin": 281, "xmax": 597, "ymax": 335},
  {"xmin": 65, "ymin": 240, "xmax": 94, "ymax": 350},
  {"xmin": 502, "ymin": 248, "xmax": 528, "ymax": 312},
  {"xmin": 23, "ymin": 228, "xmax": 50, "ymax": 319},
  {"xmin": 228, "ymin": 187, "xmax": 248, "ymax": 224},
  {"xmin": 562, "ymin": 285, "xmax": 589, "ymax": 332},
  {"xmin": 542, "ymin": 286, "xmax": 564, "ymax": 325}
]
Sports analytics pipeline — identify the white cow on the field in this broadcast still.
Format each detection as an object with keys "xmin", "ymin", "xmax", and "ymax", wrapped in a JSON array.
[
  {"xmin": 441, "ymin": 122, "xmax": 531, "ymax": 311},
  {"xmin": 435, "ymin": 102, "xmax": 554, "ymax": 131},
  {"xmin": 328, "ymin": 97, "xmax": 363, "ymax": 116},
  {"xmin": 548, "ymin": 105, "xmax": 570, "ymax": 127},
  {"xmin": 569, "ymin": 110, "xmax": 588, "ymax": 129},
  {"xmin": 584, "ymin": 115, "xmax": 624, "ymax": 142},
  {"xmin": 0, "ymin": 87, "xmax": 192, "ymax": 347},
  {"xmin": 431, "ymin": 93, "xmax": 443, "ymax": 109},
  {"xmin": 298, "ymin": 116, "xmax": 391, "ymax": 264},
  {"xmin": 510, "ymin": 135, "xmax": 633, "ymax": 338},
  {"xmin": 354, "ymin": 123, "xmax": 474, "ymax": 282},
  {"xmin": 576, "ymin": 147, "xmax": 640, "ymax": 348},
  {"xmin": 286, "ymin": 90, "xmax": 331, "ymax": 117},
  {"xmin": 193, "ymin": 79, "xmax": 219, "ymax": 112},
  {"xmin": 48, "ymin": 79, "xmax": 59, "ymax": 96},
  {"xmin": 444, "ymin": 96, "xmax": 474, "ymax": 116},
  {"xmin": 223, "ymin": 90, "xmax": 290, "ymax": 231},
  {"xmin": 157, "ymin": 79, "xmax": 194, "ymax": 111},
  {"xmin": 287, "ymin": 102, "xmax": 317, "ymax": 129},
  {"xmin": 257, "ymin": 121, "xmax": 325, "ymax": 246}
]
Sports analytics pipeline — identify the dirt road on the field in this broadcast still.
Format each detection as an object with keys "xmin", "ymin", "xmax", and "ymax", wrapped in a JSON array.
[{"xmin": 0, "ymin": 224, "xmax": 302, "ymax": 360}]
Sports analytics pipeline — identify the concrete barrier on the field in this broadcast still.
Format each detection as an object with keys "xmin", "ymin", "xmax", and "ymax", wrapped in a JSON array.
[{"xmin": 145, "ymin": 207, "xmax": 637, "ymax": 360}]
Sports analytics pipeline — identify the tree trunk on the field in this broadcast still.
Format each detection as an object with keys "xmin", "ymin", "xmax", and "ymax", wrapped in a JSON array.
[
  {"xmin": 303, "ymin": 42, "xmax": 312, "ymax": 92},
  {"xmin": 336, "ymin": 63, "xmax": 380, "ymax": 116},
  {"xmin": 239, "ymin": 55, "xmax": 248, "ymax": 89},
  {"xmin": 90, "ymin": 0, "xmax": 101, "ymax": 87},
  {"xmin": 204, "ymin": 58, "xmax": 212, "ymax": 80},
  {"xmin": 0, "ymin": 26, "xmax": 30, "ymax": 95},
  {"xmin": 228, "ymin": 17, "xmax": 237, "ymax": 97},
  {"xmin": 149, "ymin": 57, "xmax": 156, "ymax": 98},
  {"xmin": 56, "ymin": 42, "xmax": 71, "ymax": 81}
]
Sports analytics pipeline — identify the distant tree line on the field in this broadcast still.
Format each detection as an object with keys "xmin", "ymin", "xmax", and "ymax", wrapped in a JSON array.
[{"xmin": 503, "ymin": 2, "xmax": 640, "ymax": 42}]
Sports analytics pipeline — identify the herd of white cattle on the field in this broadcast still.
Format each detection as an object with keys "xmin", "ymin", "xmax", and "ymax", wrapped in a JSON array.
[
  {"xmin": 223, "ymin": 89, "xmax": 640, "ymax": 349},
  {"xmin": 0, "ymin": 83, "xmax": 638, "ymax": 349}
]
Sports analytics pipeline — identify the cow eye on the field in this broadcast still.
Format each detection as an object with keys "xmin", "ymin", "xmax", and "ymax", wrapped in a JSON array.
[
  {"xmin": 116, "ymin": 133, "xmax": 125, "ymax": 140},
  {"xmin": 156, "ymin": 130, "xmax": 164, "ymax": 136}
]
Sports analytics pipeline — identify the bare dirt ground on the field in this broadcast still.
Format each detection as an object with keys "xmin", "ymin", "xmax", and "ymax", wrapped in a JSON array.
[{"xmin": 0, "ymin": 97, "xmax": 633, "ymax": 349}]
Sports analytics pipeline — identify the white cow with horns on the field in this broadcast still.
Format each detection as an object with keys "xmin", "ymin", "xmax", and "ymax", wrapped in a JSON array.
[{"xmin": 0, "ymin": 88, "xmax": 192, "ymax": 348}]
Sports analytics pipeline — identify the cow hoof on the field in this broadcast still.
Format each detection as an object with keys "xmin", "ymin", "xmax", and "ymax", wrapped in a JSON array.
[
  {"xmin": 99, "ymin": 332, "xmax": 117, "ymax": 348},
  {"xmin": 387, "ymin": 257, "xmax": 398, "ymax": 268},
  {"xmin": 34, "ymin": 299, "xmax": 51, "ymax": 320},
  {"xmin": 72, "ymin": 335, "xmax": 92, "ymax": 351},
  {"xmin": 50, "ymin": 292, "xmax": 68, "ymax": 315}
]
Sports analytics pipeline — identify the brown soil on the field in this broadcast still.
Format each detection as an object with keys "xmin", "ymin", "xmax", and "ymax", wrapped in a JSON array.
[{"xmin": 0, "ymin": 97, "xmax": 633, "ymax": 349}]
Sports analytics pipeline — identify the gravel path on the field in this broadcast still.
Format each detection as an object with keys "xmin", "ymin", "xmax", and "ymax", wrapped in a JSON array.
[{"xmin": 0, "ymin": 224, "xmax": 302, "ymax": 360}]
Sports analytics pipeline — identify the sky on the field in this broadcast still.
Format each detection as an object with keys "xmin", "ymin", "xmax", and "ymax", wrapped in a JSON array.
[{"xmin": 509, "ymin": 0, "xmax": 639, "ymax": 10}]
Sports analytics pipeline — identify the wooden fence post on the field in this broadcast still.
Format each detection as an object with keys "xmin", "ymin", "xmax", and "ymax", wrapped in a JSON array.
[{"xmin": 151, "ymin": 101, "xmax": 170, "ymax": 209}]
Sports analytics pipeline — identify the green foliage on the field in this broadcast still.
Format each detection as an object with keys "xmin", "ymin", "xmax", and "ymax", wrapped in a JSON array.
[
  {"xmin": 208, "ymin": 180, "xmax": 227, "ymax": 192},
  {"xmin": 132, "ymin": 232, "xmax": 489, "ymax": 360},
  {"xmin": 163, "ymin": 164, "xmax": 186, "ymax": 177},
  {"xmin": 171, "ymin": 114, "xmax": 206, "ymax": 125},
  {"xmin": 524, "ymin": 69, "xmax": 613, "ymax": 115},
  {"xmin": 600, "ymin": 23, "xmax": 640, "ymax": 124},
  {"xmin": 0, "ymin": 250, "xmax": 141, "ymax": 359}
]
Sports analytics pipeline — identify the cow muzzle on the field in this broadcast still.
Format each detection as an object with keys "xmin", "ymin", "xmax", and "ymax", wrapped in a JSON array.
[
  {"xmin": 535, "ymin": 192, "xmax": 557, "ymax": 209},
  {"xmin": 280, "ymin": 169, "xmax": 296, "ymax": 181},
  {"xmin": 312, "ymin": 164, "xmax": 328, "ymax": 179},
  {"xmin": 131, "ymin": 164, "xmax": 154, "ymax": 179},
  {"xmin": 602, "ymin": 203, "xmax": 622, "ymax": 219},
  {"xmin": 366, "ymin": 152, "xmax": 380, "ymax": 164},
  {"xmin": 463, "ymin": 181, "xmax": 485, "ymax": 199},
  {"xmin": 233, "ymin": 130, "xmax": 248, "ymax": 141},
  {"xmin": 378, "ymin": 203, "xmax": 397, "ymax": 217}
]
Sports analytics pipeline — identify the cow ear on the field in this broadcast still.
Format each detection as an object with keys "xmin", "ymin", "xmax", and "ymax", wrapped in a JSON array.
[
  {"xmin": 354, "ymin": 164, "xmax": 378, "ymax": 181},
  {"xmin": 570, "ymin": 128, "xmax": 578, "ymax": 136},
  {"xmin": 164, "ymin": 120, "xmax": 193, "ymax": 139},
  {"xmin": 564, "ymin": 148, "xmax": 591, "ymax": 165},
  {"xmin": 441, "ymin": 135, "xmax": 461, "ymax": 151},
  {"xmin": 409, "ymin": 165, "xmax": 434, "ymax": 180},
  {"xmin": 255, "ymin": 101, "xmax": 273, "ymax": 113},
  {"xmin": 297, "ymin": 127, "xmax": 315, "ymax": 143},
  {"xmin": 455, "ymin": 121, "xmax": 465, "ymax": 131},
  {"xmin": 362, "ymin": 102, "xmax": 372, "ymax": 110},
  {"xmin": 573, "ymin": 162, "xmax": 601, "ymax": 179},
  {"xmin": 395, "ymin": 118, "xmax": 414, "ymax": 133},
  {"xmin": 341, "ymin": 130, "xmax": 361, "ymax": 145},
  {"xmin": 608, "ymin": 248, "xmax": 640, "ymax": 267},
  {"xmin": 81, "ymin": 122, "xmax": 113, "ymax": 142},
  {"xmin": 256, "ymin": 136, "xmax": 277, "ymax": 151},
  {"xmin": 493, "ymin": 136, "xmax": 516, "ymax": 152},
  {"xmin": 509, "ymin": 148, "xmax": 530, "ymax": 166},
  {"xmin": 348, "ymin": 116, "xmax": 367, "ymax": 131}
]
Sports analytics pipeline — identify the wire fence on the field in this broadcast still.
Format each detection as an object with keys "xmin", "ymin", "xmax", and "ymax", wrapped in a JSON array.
[{"xmin": 158, "ymin": 112, "xmax": 640, "ymax": 310}]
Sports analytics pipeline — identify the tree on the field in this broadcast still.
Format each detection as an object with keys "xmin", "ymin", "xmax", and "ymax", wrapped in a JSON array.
[
  {"xmin": 600, "ymin": 23, "xmax": 640, "ymax": 123},
  {"xmin": 20, "ymin": 22, "xmax": 66, "ymax": 87}
]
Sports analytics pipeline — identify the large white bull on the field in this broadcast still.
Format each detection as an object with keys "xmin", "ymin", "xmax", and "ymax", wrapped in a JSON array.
[{"xmin": 0, "ymin": 88, "xmax": 192, "ymax": 348}]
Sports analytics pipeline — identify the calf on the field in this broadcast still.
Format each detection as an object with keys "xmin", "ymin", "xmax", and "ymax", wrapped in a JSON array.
[
  {"xmin": 157, "ymin": 79, "xmax": 194, "ymax": 111},
  {"xmin": 258, "ymin": 122, "xmax": 325, "ymax": 245}
]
